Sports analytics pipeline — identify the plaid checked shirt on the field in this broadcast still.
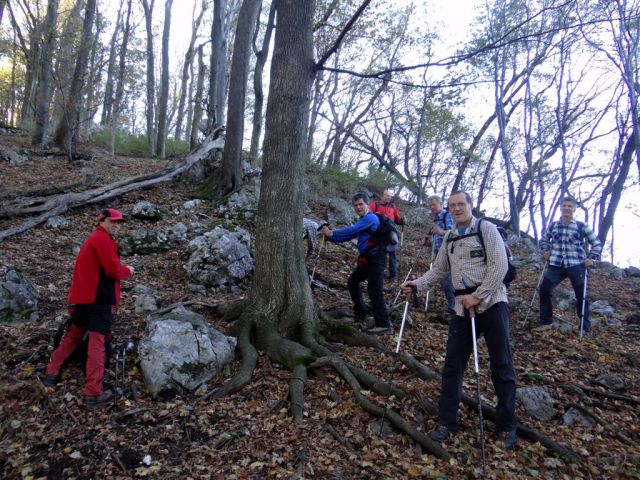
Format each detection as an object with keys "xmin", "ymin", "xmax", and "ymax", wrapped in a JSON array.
[
  {"xmin": 431, "ymin": 209, "xmax": 454, "ymax": 254},
  {"xmin": 303, "ymin": 218, "xmax": 319, "ymax": 255},
  {"xmin": 539, "ymin": 220, "xmax": 602, "ymax": 268},
  {"xmin": 415, "ymin": 216, "xmax": 508, "ymax": 316}
]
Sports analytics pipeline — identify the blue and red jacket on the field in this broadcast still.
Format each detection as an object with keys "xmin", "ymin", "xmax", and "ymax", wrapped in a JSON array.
[{"xmin": 67, "ymin": 226, "xmax": 131, "ymax": 307}]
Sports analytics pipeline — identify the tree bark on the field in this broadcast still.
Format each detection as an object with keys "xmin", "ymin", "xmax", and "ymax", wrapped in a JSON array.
[
  {"xmin": 174, "ymin": 0, "xmax": 205, "ymax": 142},
  {"xmin": 141, "ymin": 0, "xmax": 157, "ymax": 156},
  {"xmin": 208, "ymin": 0, "xmax": 227, "ymax": 128},
  {"xmin": 156, "ymin": 0, "xmax": 174, "ymax": 160},
  {"xmin": 248, "ymin": 1, "xmax": 275, "ymax": 162},
  {"xmin": 109, "ymin": 0, "xmax": 133, "ymax": 156},
  {"xmin": 215, "ymin": 0, "xmax": 262, "ymax": 195},
  {"xmin": 52, "ymin": 0, "xmax": 97, "ymax": 153},
  {"xmin": 100, "ymin": 0, "xmax": 124, "ymax": 126},
  {"xmin": 31, "ymin": 0, "xmax": 59, "ymax": 146},
  {"xmin": 190, "ymin": 45, "xmax": 206, "ymax": 150}
]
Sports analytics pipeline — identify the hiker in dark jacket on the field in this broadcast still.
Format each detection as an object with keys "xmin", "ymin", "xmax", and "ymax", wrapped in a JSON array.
[
  {"xmin": 370, "ymin": 189, "xmax": 404, "ymax": 281},
  {"xmin": 538, "ymin": 196, "xmax": 602, "ymax": 332},
  {"xmin": 402, "ymin": 191, "xmax": 517, "ymax": 450},
  {"xmin": 322, "ymin": 192, "xmax": 392, "ymax": 335},
  {"xmin": 43, "ymin": 208, "xmax": 134, "ymax": 408}
]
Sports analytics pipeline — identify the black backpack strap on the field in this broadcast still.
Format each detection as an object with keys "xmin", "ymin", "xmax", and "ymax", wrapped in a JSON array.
[{"xmin": 476, "ymin": 219, "xmax": 487, "ymax": 262}]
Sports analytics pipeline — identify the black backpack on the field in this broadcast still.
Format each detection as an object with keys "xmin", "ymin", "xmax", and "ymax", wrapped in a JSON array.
[
  {"xmin": 369, "ymin": 213, "xmax": 400, "ymax": 253},
  {"xmin": 446, "ymin": 219, "xmax": 517, "ymax": 287}
]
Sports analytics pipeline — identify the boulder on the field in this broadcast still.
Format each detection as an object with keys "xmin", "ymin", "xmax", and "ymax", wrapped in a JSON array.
[
  {"xmin": 563, "ymin": 407, "xmax": 596, "ymax": 428},
  {"xmin": 594, "ymin": 374, "xmax": 625, "ymax": 391},
  {"xmin": 218, "ymin": 176, "xmax": 260, "ymax": 220},
  {"xmin": 121, "ymin": 223, "xmax": 188, "ymax": 255},
  {"xmin": 590, "ymin": 299, "xmax": 615, "ymax": 317},
  {"xmin": 0, "ymin": 268, "xmax": 39, "ymax": 323},
  {"xmin": 133, "ymin": 284, "xmax": 161, "ymax": 314},
  {"xmin": 138, "ymin": 306, "xmax": 236, "ymax": 398},
  {"xmin": 327, "ymin": 197, "xmax": 357, "ymax": 226},
  {"xmin": 131, "ymin": 201, "xmax": 163, "ymax": 220},
  {"xmin": 185, "ymin": 226, "xmax": 253, "ymax": 289},
  {"xmin": 46, "ymin": 216, "xmax": 70, "ymax": 229},
  {"xmin": 626, "ymin": 266, "xmax": 640, "ymax": 278},
  {"xmin": 516, "ymin": 386, "xmax": 556, "ymax": 421},
  {"xmin": 0, "ymin": 148, "xmax": 27, "ymax": 165}
]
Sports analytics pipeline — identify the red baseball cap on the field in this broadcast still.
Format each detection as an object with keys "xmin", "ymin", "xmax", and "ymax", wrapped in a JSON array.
[{"xmin": 98, "ymin": 208, "xmax": 126, "ymax": 222}]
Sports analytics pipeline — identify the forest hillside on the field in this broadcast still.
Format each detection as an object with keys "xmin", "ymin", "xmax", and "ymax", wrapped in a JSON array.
[{"xmin": 1, "ymin": 128, "xmax": 639, "ymax": 479}]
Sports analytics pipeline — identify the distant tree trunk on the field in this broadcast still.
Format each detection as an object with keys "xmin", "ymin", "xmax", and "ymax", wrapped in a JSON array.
[
  {"xmin": 249, "ymin": 1, "xmax": 275, "ymax": 162},
  {"xmin": 190, "ymin": 46, "xmax": 206, "ymax": 150},
  {"xmin": 185, "ymin": 56, "xmax": 195, "ymax": 144},
  {"xmin": 174, "ymin": 1, "xmax": 205, "ymax": 142},
  {"xmin": 208, "ymin": 0, "xmax": 227, "ymax": 128},
  {"xmin": 32, "ymin": 0, "xmax": 59, "ymax": 146},
  {"xmin": 9, "ymin": 29, "xmax": 17, "ymax": 125},
  {"xmin": 100, "ymin": 0, "xmax": 124, "ymax": 126},
  {"xmin": 53, "ymin": 0, "xmax": 97, "ymax": 153},
  {"xmin": 598, "ymin": 132, "xmax": 635, "ymax": 244},
  {"xmin": 214, "ymin": 0, "xmax": 262, "ymax": 194},
  {"xmin": 110, "ymin": 0, "xmax": 133, "ymax": 156},
  {"xmin": 306, "ymin": 70, "xmax": 324, "ymax": 162},
  {"xmin": 155, "ymin": 0, "xmax": 173, "ymax": 159},
  {"xmin": 141, "ymin": 0, "xmax": 157, "ymax": 156}
]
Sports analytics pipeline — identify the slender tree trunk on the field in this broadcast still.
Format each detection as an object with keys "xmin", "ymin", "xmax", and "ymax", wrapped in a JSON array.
[
  {"xmin": 53, "ymin": 0, "xmax": 97, "ymax": 152},
  {"xmin": 208, "ymin": 0, "xmax": 227, "ymax": 128},
  {"xmin": 249, "ymin": 1, "xmax": 275, "ymax": 162},
  {"xmin": 110, "ymin": 0, "xmax": 133, "ymax": 156},
  {"xmin": 32, "ymin": 0, "xmax": 59, "ymax": 145},
  {"xmin": 175, "ymin": 1, "xmax": 205, "ymax": 142},
  {"xmin": 9, "ymin": 28, "xmax": 17, "ymax": 126},
  {"xmin": 155, "ymin": 0, "xmax": 173, "ymax": 159},
  {"xmin": 185, "ymin": 56, "xmax": 195, "ymax": 144},
  {"xmin": 190, "ymin": 46, "xmax": 206, "ymax": 150},
  {"xmin": 141, "ymin": 0, "xmax": 157, "ymax": 156},
  {"xmin": 215, "ymin": 0, "xmax": 262, "ymax": 194}
]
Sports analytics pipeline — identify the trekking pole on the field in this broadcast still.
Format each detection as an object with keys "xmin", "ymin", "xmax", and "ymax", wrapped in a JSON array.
[
  {"xmin": 392, "ymin": 269, "xmax": 413, "ymax": 307},
  {"xmin": 521, "ymin": 261, "xmax": 548, "ymax": 328},
  {"xmin": 113, "ymin": 348, "xmax": 119, "ymax": 410},
  {"xmin": 121, "ymin": 341, "xmax": 133, "ymax": 397},
  {"xmin": 400, "ymin": 224, "xmax": 404, "ymax": 247},
  {"xmin": 309, "ymin": 238, "xmax": 326, "ymax": 284},
  {"xmin": 379, "ymin": 286, "xmax": 418, "ymax": 436},
  {"xmin": 424, "ymin": 241, "xmax": 435, "ymax": 313},
  {"xmin": 469, "ymin": 305, "xmax": 487, "ymax": 475},
  {"xmin": 579, "ymin": 268, "xmax": 589, "ymax": 338}
]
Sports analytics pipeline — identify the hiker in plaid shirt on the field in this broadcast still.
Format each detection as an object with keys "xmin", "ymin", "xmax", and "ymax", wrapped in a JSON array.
[
  {"xmin": 302, "ymin": 218, "xmax": 319, "ymax": 257},
  {"xmin": 538, "ymin": 196, "xmax": 602, "ymax": 332}
]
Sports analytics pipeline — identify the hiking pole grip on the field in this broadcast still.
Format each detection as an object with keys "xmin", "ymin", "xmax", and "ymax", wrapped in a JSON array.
[{"xmin": 411, "ymin": 285, "xmax": 419, "ymax": 308}]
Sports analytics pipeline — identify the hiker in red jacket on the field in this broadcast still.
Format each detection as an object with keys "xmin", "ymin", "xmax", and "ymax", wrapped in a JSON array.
[
  {"xmin": 370, "ymin": 189, "xmax": 404, "ymax": 281},
  {"xmin": 43, "ymin": 208, "xmax": 134, "ymax": 408}
]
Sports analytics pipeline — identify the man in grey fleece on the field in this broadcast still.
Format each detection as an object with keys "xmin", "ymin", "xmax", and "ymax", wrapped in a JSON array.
[{"xmin": 402, "ymin": 191, "xmax": 518, "ymax": 450}]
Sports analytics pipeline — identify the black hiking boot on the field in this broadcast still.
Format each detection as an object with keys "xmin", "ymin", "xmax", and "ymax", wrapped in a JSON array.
[
  {"xmin": 497, "ymin": 429, "xmax": 517, "ymax": 450},
  {"xmin": 85, "ymin": 390, "xmax": 113, "ymax": 409},
  {"xmin": 42, "ymin": 374, "xmax": 59, "ymax": 387},
  {"xmin": 429, "ymin": 425, "xmax": 456, "ymax": 442}
]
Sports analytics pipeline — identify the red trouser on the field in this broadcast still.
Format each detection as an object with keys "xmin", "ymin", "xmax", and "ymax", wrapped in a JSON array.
[{"xmin": 46, "ymin": 324, "xmax": 106, "ymax": 397}]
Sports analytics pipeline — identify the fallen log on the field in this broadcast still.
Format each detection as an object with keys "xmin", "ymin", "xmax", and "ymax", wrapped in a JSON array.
[{"xmin": 0, "ymin": 132, "xmax": 224, "ymax": 242}]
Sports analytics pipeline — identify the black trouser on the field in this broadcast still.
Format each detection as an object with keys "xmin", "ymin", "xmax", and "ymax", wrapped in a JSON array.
[
  {"xmin": 437, "ymin": 302, "xmax": 517, "ymax": 433},
  {"xmin": 539, "ymin": 265, "xmax": 590, "ymax": 330},
  {"xmin": 387, "ymin": 248, "xmax": 397, "ymax": 278},
  {"xmin": 347, "ymin": 250, "xmax": 390, "ymax": 328}
]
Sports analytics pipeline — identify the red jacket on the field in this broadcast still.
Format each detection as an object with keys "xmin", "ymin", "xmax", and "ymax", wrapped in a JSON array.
[
  {"xmin": 67, "ymin": 226, "xmax": 131, "ymax": 307},
  {"xmin": 370, "ymin": 201, "xmax": 403, "ymax": 224}
]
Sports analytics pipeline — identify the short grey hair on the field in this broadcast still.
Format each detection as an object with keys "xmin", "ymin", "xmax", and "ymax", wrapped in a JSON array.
[{"xmin": 427, "ymin": 195, "xmax": 442, "ymax": 204}]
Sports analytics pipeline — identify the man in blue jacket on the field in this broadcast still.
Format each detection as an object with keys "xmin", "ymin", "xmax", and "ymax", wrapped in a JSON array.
[{"xmin": 321, "ymin": 192, "xmax": 392, "ymax": 335}]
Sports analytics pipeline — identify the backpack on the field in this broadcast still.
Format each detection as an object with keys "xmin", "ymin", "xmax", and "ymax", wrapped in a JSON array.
[
  {"xmin": 445, "ymin": 219, "xmax": 517, "ymax": 287},
  {"xmin": 369, "ymin": 213, "xmax": 400, "ymax": 253}
]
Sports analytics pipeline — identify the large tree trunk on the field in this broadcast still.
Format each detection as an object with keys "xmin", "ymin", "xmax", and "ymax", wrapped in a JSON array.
[
  {"xmin": 52, "ymin": 0, "xmax": 97, "ymax": 153},
  {"xmin": 141, "ymin": 0, "xmax": 157, "ymax": 157},
  {"xmin": 214, "ymin": 0, "xmax": 262, "ymax": 195},
  {"xmin": 248, "ymin": 1, "xmax": 275, "ymax": 162},
  {"xmin": 31, "ymin": 0, "xmax": 59, "ymax": 146},
  {"xmin": 156, "ymin": 0, "xmax": 173, "ymax": 159}
]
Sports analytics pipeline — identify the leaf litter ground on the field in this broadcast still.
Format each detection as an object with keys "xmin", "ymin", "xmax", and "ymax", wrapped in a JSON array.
[{"xmin": 1, "ymin": 137, "xmax": 639, "ymax": 479}]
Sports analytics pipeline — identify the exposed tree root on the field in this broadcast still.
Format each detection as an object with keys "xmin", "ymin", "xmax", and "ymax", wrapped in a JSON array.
[
  {"xmin": 0, "ymin": 130, "xmax": 224, "ymax": 242},
  {"xmin": 565, "ymin": 402, "xmax": 634, "ymax": 445}
]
